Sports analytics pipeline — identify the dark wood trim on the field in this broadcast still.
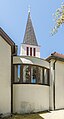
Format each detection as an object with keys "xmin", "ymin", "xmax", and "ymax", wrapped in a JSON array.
[
  {"xmin": 20, "ymin": 65, "xmax": 23, "ymax": 83},
  {"xmin": 53, "ymin": 61, "xmax": 56, "ymax": 110},
  {"xmin": 13, "ymin": 64, "xmax": 49, "ymax": 70},
  {"xmin": 13, "ymin": 82, "xmax": 50, "ymax": 86},
  {"xmin": 42, "ymin": 68, "xmax": 44, "ymax": 84},
  {"xmin": 11, "ymin": 55, "xmax": 14, "ymax": 113},
  {"xmin": 13, "ymin": 64, "xmax": 50, "ymax": 86},
  {"xmin": 53, "ymin": 70, "xmax": 55, "ymax": 110},
  {"xmin": 0, "ymin": 27, "xmax": 15, "ymax": 46},
  {"xmin": 11, "ymin": 46, "xmax": 16, "ymax": 114},
  {"xmin": 11, "ymin": 52, "xmax": 16, "ymax": 113},
  {"xmin": 0, "ymin": 27, "xmax": 16, "ymax": 55},
  {"xmin": 47, "ymin": 69, "xmax": 50, "ymax": 85}
]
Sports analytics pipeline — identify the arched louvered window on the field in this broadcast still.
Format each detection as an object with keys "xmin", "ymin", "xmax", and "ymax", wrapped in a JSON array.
[
  {"xmin": 26, "ymin": 47, "xmax": 29, "ymax": 56},
  {"xmin": 33, "ymin": 48, "xmax": 36, "ymax": 56},
  {"xmin": 30, "ymin": 47, "xmax": 32, "ymax": 56}
]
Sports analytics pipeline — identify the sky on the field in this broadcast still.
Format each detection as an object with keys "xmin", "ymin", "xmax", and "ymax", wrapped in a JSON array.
[{"xmin": 0, "ymin": 0, "xmax": 64, "ymax": 58}]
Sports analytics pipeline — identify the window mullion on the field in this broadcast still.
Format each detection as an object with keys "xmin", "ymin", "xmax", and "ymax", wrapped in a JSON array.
[
  {"xmin": 42, "ymin": 68, "xmax": 44, "ymax": 84},
  {"xmin": 36, "ymin": 66, "xmax": 38, "ymax": 84},
  {"xmin": 47, "ymin": 69, "xmax": 50, "ymax": 85},
  {"xmin": 19, "ymin": 65, "xmax": 23, "ymax": 83},
  {"xmin": 29, "ymin": 65, "xmax": 31, "ymax": 83}
]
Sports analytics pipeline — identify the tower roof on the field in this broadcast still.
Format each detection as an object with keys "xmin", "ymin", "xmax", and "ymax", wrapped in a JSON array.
[{"xmin": 23, "ymin": 11, "xmax": 38, "ymax": 46}]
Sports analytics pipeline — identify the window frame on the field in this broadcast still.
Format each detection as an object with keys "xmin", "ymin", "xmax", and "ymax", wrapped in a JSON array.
[
  {"xmin": 30, "ymin": 47, "xmax": 32, "ymax": 56},
  {"xmin": 13, "ymin": 64, "xmax": 50, "ymax": 86},
  {"xmin": 26, "ymin": 47, "xmax": 29, "ymax": 56},
  {"xmin": 33, "ymin": 48, "xmax": 36, "ymax": 56}
]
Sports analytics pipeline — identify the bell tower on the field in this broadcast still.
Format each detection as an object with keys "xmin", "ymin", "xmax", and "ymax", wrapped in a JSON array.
[{"xmin": 20, "ymin": 9, "xmax": 40, "ymax": 58}]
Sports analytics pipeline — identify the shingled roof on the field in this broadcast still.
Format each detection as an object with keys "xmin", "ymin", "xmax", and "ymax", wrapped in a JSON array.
[{"xmin": 23, "ymin": 12, "xmax": 38, "ymax": 46}]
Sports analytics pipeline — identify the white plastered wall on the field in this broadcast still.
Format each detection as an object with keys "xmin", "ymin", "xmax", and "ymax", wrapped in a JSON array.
[
  {"xmin": 20, "ymin": 44, "xmax": 40, "ymax": 58},
  {"xmin": 55, "ymin": 61, "xmax": 64, "ymax": 109},
  {"xmin": 13, "ymin": 84, "xmax": 49, "ymax": 114},
  {"xmin": 0, "ymin": 36, "xmax": 11, "ymax": 114},
  {"xmin": 49, "ymin": 60, "xmax": 55, "ymax": 110},
  {"xmin": 49, "ymin": 59, "xmax": 64, "ymax": 110}
]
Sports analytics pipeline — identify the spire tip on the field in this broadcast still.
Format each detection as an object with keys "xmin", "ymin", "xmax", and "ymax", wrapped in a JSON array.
[{"xmin": 28, "ymin": 5, "xmax": 30, "ymax": 13}]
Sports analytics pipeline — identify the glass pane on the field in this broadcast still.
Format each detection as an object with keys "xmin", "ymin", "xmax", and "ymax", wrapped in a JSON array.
[
  {"xmin": 18, "ymin": 65, "xmax": 20, "ymax": 81},
  {"xmin": 23, "ymin": 65, "xmax": 30, "ymax": 83},
  {"xmin": 37, "ymin": 67, "xmax": 42, "ymax": 84},
  {"xmin": 31, "ymin": 66, "xmax": 37, "ymax": 83},
  {"xmin": 44, "ymin": 69, "xmax": 48, "ymax": 84},
  {"xmin": 14, "ymin": 65, "xmax": 20, "ymax": 82}
]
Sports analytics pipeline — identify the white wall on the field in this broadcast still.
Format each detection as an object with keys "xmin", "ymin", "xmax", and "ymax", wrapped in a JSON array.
[
  {"xmin": 49, "ymin": 60, "xmax": 55, "ymax": 110},
  {"xmin": 55, "ymin": 61, "xmax": 64, "ymax": 109},
  {"xmin": 0, "ymin": 36, "xmax": 11, "ymax": 114},
  {"xmin": 49, "ymin": 59, "xmax": 64, "ymax": 110},
  {"xmin": 20, "ymin": 44, "xmax": 40, "ymax": 58},
  {"xmin": 20, "ymin": 44, "xmax": 26, "ymax": 56},
  {"xmin": 13, "ymin": 84, "xmax": 49, "ymax": 114}
]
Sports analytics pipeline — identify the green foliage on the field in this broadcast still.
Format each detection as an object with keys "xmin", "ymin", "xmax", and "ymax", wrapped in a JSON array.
[{"xmin": 51, "ymin": 2, "xmax": 64, "ymax": 35}]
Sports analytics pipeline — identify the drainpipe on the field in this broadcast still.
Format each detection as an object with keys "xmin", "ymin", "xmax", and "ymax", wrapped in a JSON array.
[
  {"xmin": 11, "ymin": 55, "xmax": 14, "ymax": 114},
  {"xmin": 53, "ymin": 60, "xmax": 57, "ymax": 110}
]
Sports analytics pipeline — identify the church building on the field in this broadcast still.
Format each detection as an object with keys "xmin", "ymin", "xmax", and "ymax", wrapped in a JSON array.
[
  {"xmin": 13, "ymin": 10, "xmax": 50, "ymax": 113},
  {"xmin": 0, "ymin": 10, "xmax": 64, "ymax": 115}
]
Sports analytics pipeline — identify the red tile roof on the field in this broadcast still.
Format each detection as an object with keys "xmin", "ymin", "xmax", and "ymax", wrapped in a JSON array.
[
  {"xmin": 51, "ymin": 52, "xmax": 64, "ymax": 58},
  {"xmin": 46, "ymin": 52, "xmax": 64, "ymax": 61}
]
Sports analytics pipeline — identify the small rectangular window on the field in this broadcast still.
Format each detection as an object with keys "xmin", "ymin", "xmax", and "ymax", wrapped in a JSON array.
[
  {"xmin": 30, "ymin": 47, "xmax": 32, "ymax": 56},
  {"xmin": 33, "ymin": 48, "xmax": 36, "ymax": 56},
  {"xmin": 26, "ymin": 47, "xmax": 29, "ymax": 56}
]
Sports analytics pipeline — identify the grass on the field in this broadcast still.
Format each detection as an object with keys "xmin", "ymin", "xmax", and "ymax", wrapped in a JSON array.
[{"xmin": 4, "ymin": 113, "xmax": 44, "ymax": 119}]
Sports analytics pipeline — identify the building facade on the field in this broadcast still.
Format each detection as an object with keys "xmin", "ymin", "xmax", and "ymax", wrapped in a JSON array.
[
  {"xmin": 0, "ymin": 12, "xmax": 64, "ymax": 115},
  {"xmin": 13, "ymin": 11, "xmax": 50, "ymax": 113},
  {"xmin": 0, "ymin": 28, "xmax": 16, "ymax": 114}
]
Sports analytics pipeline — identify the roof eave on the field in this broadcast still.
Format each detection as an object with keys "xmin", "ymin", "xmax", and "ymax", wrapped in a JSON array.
[
  {"xmin": 46, "ymin": 56, "xmax": 64, "ymax": 62},
  {"xmin": 0, "ymin": 27, "xmax": 16, "ymax": 54},
  {"xmin": 0, "ymin": 27, "xmax": 15, "ymax": 46}
]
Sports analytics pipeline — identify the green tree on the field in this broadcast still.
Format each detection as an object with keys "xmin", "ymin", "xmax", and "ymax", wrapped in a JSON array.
[{"xmin": 51, "ymin": 2, "xmax": 64, "ymax": 35}]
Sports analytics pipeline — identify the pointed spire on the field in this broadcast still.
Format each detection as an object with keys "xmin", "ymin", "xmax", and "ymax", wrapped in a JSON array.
[
  {"xmin": 28, "ymin": 5, "xmax": 30, "ymax": 14},
  {"xmin": 23, "ymin": 8, "xmax": 38, "ymax": 46}
]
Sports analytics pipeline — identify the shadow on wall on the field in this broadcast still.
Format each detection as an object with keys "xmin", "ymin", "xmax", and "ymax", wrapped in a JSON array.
[{"xmin": 20, "ymin": 101, "xmax": 35, "ymax": 114}]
